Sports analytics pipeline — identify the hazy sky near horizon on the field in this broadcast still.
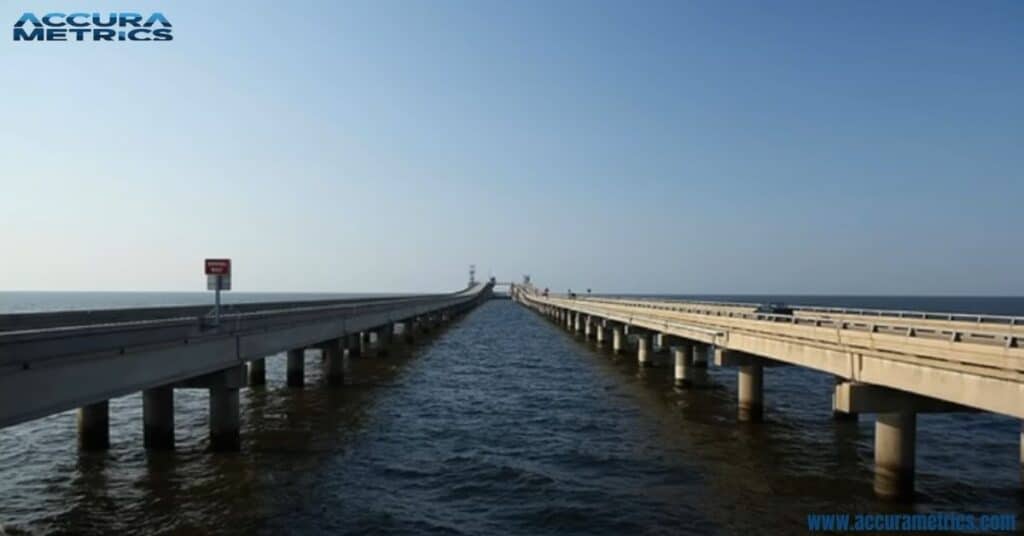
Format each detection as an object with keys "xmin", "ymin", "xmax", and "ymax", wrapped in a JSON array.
[{"xmin": 1, "ymin": 1, "xmax": 1022, "ymax": 294}]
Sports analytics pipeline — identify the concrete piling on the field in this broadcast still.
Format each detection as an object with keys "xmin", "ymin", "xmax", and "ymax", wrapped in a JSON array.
[
  {"xmin": 874, "ymin": 412, "xmax": 916, "ymax": 498},
  {"xmin": 286, "ymin": 348, "xmax": 305, "ymax": 387},
  {"xmin": 247, "ymin": 358, "xmax": 266, "ymax": 386},
  {"xmin": 209, "ymin": 387, "xmax": 240, "ymax": 451},
  {"xmin": 323, "ymin": 340, "xmax": 345, "ymax": 386},
  {"xmin": 612, "ymin": 326, "xmax": 625, "ymax": 354},
  {"xmin": 143, "ymin": 386, "xmax": 174, "ymax": 450},
  {"xmin": 674, "ymin": 345, "xmax": 694, "ymax": 386},
  {"xmin": 347, "ymin": 333, "xmax": 363, "ymax": 358},
  {"xmin": 637, "ymin": 334, "xmax": 652, "ymax": 367},
  {"xmin": 77, "ymin": 401, "xmax": 110, "ymax": 451},
  {"xmin": 738, "ymin": 364, "xmax": 764, "ymax": 422}
]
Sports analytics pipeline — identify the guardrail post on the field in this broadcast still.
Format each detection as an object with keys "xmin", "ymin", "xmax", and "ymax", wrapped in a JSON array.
[
  {"xmin": 77, "ymin": 401, "xmax": 110, "ymax": 451},
  {"xmin": 143, "ymin": 386, "xmax": 174, "ymax": 450},
  {"xmin": 287, "ymin": 348, "xmax": 305, "ymax": 387}
]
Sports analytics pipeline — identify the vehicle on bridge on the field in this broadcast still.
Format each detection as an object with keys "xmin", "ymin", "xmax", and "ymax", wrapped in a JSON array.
[{"xmin": 754, "ymin": 302, "xmax": 794, "ymax": 315}]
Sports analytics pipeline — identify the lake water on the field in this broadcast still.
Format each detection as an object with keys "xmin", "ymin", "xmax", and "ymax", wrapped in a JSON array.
[{"xmin": 1, "ymin": 295, "xmax": 1022, "ymax": 534}]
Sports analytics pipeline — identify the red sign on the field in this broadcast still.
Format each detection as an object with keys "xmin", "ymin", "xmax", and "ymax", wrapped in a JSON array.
[{"xmin": 205, "ymin": 259, "xmax": 231, "ymax": 276}]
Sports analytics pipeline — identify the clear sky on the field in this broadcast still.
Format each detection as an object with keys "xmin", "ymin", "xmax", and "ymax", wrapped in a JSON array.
[{"xmin": 1, "ymin": 1, "xmax": 1021, "ymax": 294}]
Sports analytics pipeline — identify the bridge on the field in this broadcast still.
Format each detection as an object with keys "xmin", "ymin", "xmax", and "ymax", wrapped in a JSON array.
[
  {"xmin": 0, "ymin": 283, "xmax": 492, "ymax": 451},
  {"xmin": 513, "ymin": 285, "xmax": 1024, "ymax": 499}
]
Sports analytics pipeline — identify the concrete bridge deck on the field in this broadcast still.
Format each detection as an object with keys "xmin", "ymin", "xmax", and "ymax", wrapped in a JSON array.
[
  {"xmin": 514, "ymin": 287, "xmax": 1024, "ymax": 499},
  {"xmin": 0, "ymin": 283, "xmax": 492, "ymax": 449}
]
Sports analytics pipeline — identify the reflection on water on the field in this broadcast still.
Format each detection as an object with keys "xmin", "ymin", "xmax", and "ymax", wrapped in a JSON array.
[{"xmin": 1, "ymin": 300, "xmax": 1022, "ymax": 534}]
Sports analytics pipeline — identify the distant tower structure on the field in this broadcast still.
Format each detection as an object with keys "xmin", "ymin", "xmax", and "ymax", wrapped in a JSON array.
[{"xmin": 469, "ymin": 264, "xmax": 476, "ymax": 286}]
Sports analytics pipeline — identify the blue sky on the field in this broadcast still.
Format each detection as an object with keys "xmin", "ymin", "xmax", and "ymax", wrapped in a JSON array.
[{"xmin": 1, "ymin": 1, "xmax": 1021, "ymax": 294}]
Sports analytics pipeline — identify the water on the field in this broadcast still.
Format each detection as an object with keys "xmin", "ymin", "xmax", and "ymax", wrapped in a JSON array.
[{"xmin": 2, "ymin": 296, "xmax": 1023, "ymax": 534}]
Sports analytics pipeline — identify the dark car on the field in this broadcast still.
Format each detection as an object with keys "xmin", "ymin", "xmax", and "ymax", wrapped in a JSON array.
[{"xmin": 755, "ymin": 303, "xmax": 794, "ymax": 315}]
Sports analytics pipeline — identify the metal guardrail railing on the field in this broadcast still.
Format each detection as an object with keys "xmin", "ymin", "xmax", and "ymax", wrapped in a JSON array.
[
  {"xmin": 0, "ymin": 284, "xmax": 491, "ymax": 367},
  {"xmin": 575, "ymin": 294, "xmax": 1024, "ymax": 327},
  {"xmin": 0, "ymin": 284, "xmax": 485, "ymax": 335},
  {"xmin": 525, "ymin": 293, "xmax": 1021, "ymax": 349}
]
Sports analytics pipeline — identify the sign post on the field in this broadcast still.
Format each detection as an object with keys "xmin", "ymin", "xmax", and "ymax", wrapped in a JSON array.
[{"xmin": 205, "ymin": 259, "xmax": 232, "ymax": 325}]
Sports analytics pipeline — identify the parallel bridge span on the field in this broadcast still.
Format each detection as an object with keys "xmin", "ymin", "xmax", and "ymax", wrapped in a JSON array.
[
  {"xmin": 0, "ymin": 283, "xmax": 492, "ymax": 449},
  {"xmin": 513, "ymin": 285, "xmax": 1024, "ymax": 499}
]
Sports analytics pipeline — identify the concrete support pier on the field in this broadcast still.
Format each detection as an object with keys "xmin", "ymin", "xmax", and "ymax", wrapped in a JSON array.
[
  {"xmin": 738, "ymin": 363, "xmax": 764, "ymax": 422},
  {"xmin": 376, "ymin": 324, "xmax": 394, "ymax": 356},
  {"xmin": 637, "ymin": 334, "xmax": 652, "ymax": 367},
  {"xmin": 323, "ymin": 341, "xmax": 345, "ymax": 386},
  {"xmin": 874, "ymin": 412, "xmax": 916, "ymax": 498},
  {"xmin": 402, "ymin": 321, "xmax": 416, "ymax": 344},
  {"xmin": 209, "ymin": 387, "xmax": 240, "ymax": 451},
  {"xmin": 287, "ymin": 348, "xmax": 305, "ymax": 387},
  {"xmin": 596, "ymin": 325, "xmax": 608, "ymax": 346},
  {"xmin": 584, "ymin": 316, "xmax": 592, "ymax": 339},
  {"xmin": 612, "ymin": 326, "xmax": 625, "ymax": 354},
  {"xmin": 77, "ymin": 401, "xmax": 110, "ymax": 451},
  {"xmin": 143, "ymin": 386, "xmax": 174, "ymax": 450},
  {"xmin": 247, "ymin": 358, "xmax": 266, "ymax": 386},
  {"xmin": 348, "ymin": 333, "xmax": 363, "ymax": 358},
  {"xmin": 832, "ymin": 375, "xmax": 858, "ymax": 421},
  {"xmin": 691, "ymin": 344, "xmax": 710, "ymax": 386},
  {"xmin": 674, "ymin": 345, "xmax": 694, "ymax": 386}
]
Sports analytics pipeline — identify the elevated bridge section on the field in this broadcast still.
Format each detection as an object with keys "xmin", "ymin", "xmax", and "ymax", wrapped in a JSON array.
[
  {"xmin": 514, "ymin": 286, "xmax": 1024, "ymax": 499},
  {"xmin": 0, "ymin": 283, "xmax": 492, "ymax": 449}
]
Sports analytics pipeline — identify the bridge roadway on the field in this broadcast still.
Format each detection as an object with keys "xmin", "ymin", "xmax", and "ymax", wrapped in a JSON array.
[
  {"xmin": 0, "ymin": 283, "xmax": 492, "ymax": 450},
  {"xmin": 513, "ymin": 286, "xmax": 1024, "ymax": 499}
]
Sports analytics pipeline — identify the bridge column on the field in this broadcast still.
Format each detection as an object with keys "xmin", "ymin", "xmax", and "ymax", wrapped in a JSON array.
[
  {"xmin": 738, "ymin": 363, "xmax": 764, "ymax": 422},
  {"xmin": 143, "ymin": 386, "xmax": 174, "ymax": 450},
  {"xmin": 402, "ymin": 320, "xmax": 416, "ymax": 344},
  {"xmin": 247, "ymin": 358, "xmax": 266, "ymax": 386},
  {"xmin": 584, "ymin": 316, "xmax": 593, "ymax": 339},
  {"xmin": 832, "ymin": 375, "xmax": 858, "ymax": 421},
  {"xmin": 209, "ymin": 386, "xmax": 240, "ymax": 451},
  {"xmin": 347, "ymin": 333, "xmax": 363, "ymax": 357},
  {"xmin": 595, "ymin": 324, "xmax": 608, "ymax": 346},
  {"xmin": 77, "ymin": 401, "xmax": 110, "ymax": 451},
  {"xmin": 323, "ymin": 340, "xmax": 345, "ymax": 386},
  {"xmin": 657, "ymin": 333, "xmax": 673, "ymax": 353},
  {"xmin": 833, "ymin": 382, "xmax": 970, "ymax": 499},
  {"xmin": 376, "ymin": 324, "xmax": 394, "ymax": 356},
  {"xmin": 287, "ymin": 348, "xmax": 305, "ymax": 387},
  {"xmin": 612, "ymin": 326, "xmax": 625, "ymax": 354},
  {"xmin": 565, "ymin": 310, "xmax": 573, "ymax": 330},
  {"xmin": 692, "ymin": 343, "xmax": 710, "ymax": 386},
  {"xmin": 673, "ymin": 344, "xmax": 694, "ymax": 387},
  {"xmin": 874, "ymin": 412, "xmax": 916, "ymax": 498},
  {"xmin": 637, "ymin": 333, "xmax": 652, "ymax": 367}
]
